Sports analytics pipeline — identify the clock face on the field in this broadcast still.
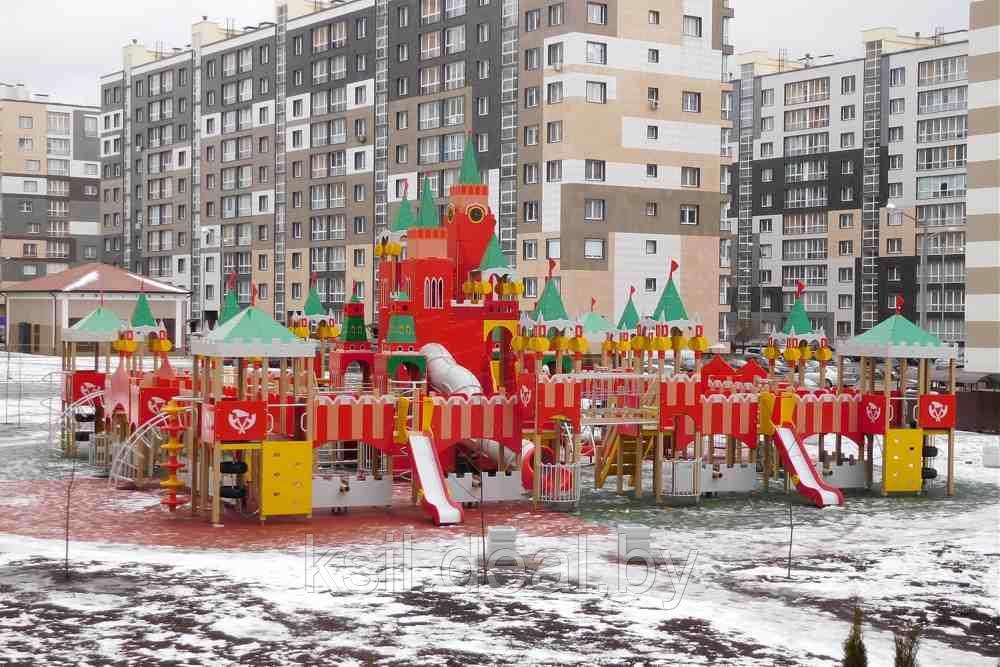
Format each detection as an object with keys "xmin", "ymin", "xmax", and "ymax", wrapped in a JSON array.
[{"xmin": 467, "ymin": 204, "xmax": 486, "ymax": 223}]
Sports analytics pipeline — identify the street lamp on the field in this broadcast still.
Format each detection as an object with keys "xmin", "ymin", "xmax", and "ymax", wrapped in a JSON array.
[{"xmin": 886, "ymin": 201, "xmax": 943, "ymax": 331}]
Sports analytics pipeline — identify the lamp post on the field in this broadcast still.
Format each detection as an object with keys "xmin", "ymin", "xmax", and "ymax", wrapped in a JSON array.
[{"xmin": 886, "ymin": 202, "xmax": 943, "ymax": 331}]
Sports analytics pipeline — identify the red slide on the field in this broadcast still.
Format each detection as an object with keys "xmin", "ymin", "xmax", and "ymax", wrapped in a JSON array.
[{"xmin": 773, "ymin": 426, "xmax": 844, "ymax": 507}]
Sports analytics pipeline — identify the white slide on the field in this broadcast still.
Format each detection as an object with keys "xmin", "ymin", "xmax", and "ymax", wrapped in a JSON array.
[
  {"xmin": 420, "ymin": 342, "xmax": 516, "ymax": 468},
  {"xmin": 408, "ymin": 432, "xmax": 464, "ymax": 525},
  {"xmin": 774, "ymin": 426, "xmax": 845, "ymax": 508}
]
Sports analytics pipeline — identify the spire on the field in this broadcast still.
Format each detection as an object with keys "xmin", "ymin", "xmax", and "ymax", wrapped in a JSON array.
[
  {"xmin": 617, "ymin": 288, "xmax": 640, "ymax": 330},
  {"xmin": 303, "ymin": 285, "xmax": 325, "ymax": 317},
  {"xmin": 478, "ymin": 234, "xmax": 509, "ymax": 277},
  {"xmin": 415, "ymin": 176, "xmax": 439, "ymax": 229},
  {"xmin": 782, "ymin": 298, "xmax": 813, "ymax": 336},
  {"xmin": 459, "ymin": 134, "xmax": 481, "ymax": 185},
  {"xmin": 532, "ymin": 276, "xmax": 570, "ymax": 323},
  {"xmin": 390, "ymin": 179, "xmax": 415, "ymax": 234},
  {"xmin": 652, "ymin": 277, "xmax": 689, "ymax": 323},
  {"xmin": 130, "ymin": 292, "xmax": 158, "ymax": 332}
]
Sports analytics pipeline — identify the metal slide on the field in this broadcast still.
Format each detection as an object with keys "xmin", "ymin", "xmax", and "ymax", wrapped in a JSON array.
[
  {"xmin": 773, "ymin": 426, "xmax": 845, "ymax": 507},
  {"xmin": 407, "ymin": 432, "xmax": 464, "ymax": 525}
]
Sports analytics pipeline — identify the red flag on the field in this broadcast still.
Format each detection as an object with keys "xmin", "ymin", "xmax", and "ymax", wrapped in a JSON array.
[
  {"xmin": 795, "ymin": 280, "xmax": 806, "ymax": 297},
  {"xmin": 402, "ymin": 178, "xmax": 410, "ymax": 198},
  {"xmin": 590, "ymin": 296, "xmax": 597, "ymax": 312},
  {"xmin": 250, "ymin": 282, "xmax": 258, "ymax": 306},
  {"xmin": 895, "ymin": 295, "xmax": 904, "ymax": 314},
  {"xmin": 669, "ymin": 259, "xmax": 679, "ymax": 279},
  {"xmin": 310, "ymin": 271, "xmax": 318, "ymax": 287},
  {"xmin": 227, "ymin": 271, "xmax": 237, "ymax": 291},
  {"xmin": 547, "ymin": 258, "xmax": 556, "ymax": 279},
  {"xmin": 629, "ymin": 285, "xmax": 636, "ymax": 298}
]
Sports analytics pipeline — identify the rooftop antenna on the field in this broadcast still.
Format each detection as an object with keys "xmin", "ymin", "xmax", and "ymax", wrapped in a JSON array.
[{"xmin": 798, "ymin": 52, "xmax": 834, "ymax": 68}]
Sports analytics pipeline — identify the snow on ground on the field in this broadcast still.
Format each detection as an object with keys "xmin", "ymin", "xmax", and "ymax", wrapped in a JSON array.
[{"xmin": 0, "ymin": 353, "xmax": 998, "ymax": 665}]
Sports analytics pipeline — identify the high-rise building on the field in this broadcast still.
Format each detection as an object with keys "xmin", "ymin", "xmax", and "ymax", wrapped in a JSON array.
[
  {"xmin": 966, "ymin": 0, "xmax": 1000, "ymax": 374},
  {"xmin": 0, "ymin": 84, "xmax": 101, "ymax": 285},
  {"xmin": 99, "ymin": 0, "xmax": 733, "ymax": 335},
  {"xmin": 721, "ymin": 26, "xmax": 976, "ymax": 352}
]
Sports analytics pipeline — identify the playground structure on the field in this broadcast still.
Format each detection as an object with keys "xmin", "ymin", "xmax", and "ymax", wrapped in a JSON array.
[{"xmin": 51, "ymin": 137, "xmax": 963, "ymax": 526}]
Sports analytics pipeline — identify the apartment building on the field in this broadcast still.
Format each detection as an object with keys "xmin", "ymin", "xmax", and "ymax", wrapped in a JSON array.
[
  {"xmin": 722, "ymin": 26, "xmax": 976, "ymax": 351},
  {"xmin": 0, "ymin": 84, "xmax": 101, "ymax": 286},
  {"xmin": 100, "ymin": 0, "xmax": 732, "ymax": 334},
  {"xmin": 966, "ymin": 0, "xmax": 1000, "ymax": 374}
]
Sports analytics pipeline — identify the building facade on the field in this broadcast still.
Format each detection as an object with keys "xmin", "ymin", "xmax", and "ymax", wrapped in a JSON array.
[
  {"xmin": 99, "ymin": 0, "xmax": 732, "ymax": 335},
  {"xmin": 966, "ymin": 0, "xmax": 1000, "ymax": 374},
  {"xmin": 722, "ymin": 26, "xmax": 977, "ymax": 352},
  {"xmin": 0, "ymin": 84, "xmax": 101, "ymax": 286}
]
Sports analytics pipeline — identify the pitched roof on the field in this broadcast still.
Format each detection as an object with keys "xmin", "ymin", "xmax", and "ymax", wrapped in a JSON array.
[
  {"xmin": 390, "ymin": 185, "xmax": 416, "ymax": 234},
  {"xmin": 651, "ymin": 277, "xmax": 689, "ymax": 323},
  {"xmin": 130, "ymin": 292, "xmax": 159, "ymax": 333},
  {"xmin": 415, "ymin": 176, "xmax": 439, "ymax": 229},
  {"xmin": 0, "ymin": 262, "xmax": 186, "ymax": 294},
  {"xmin": 617, "ymin": 296, "xmax": 640, "ymax": 330},
  {"xmin": 478, "ymin": 234, "xmax": 510, "ymax": 277},
  {"xmin": 303, "ymin": 285, "xmax": 325, "ymax": 317},
  {"xmin": 459, "ymin": 134, "xmax": 481, "ymax": 185},
  {"xmin": 782, "ymin": 298, "xmax": 813, "ymax": 336},
  {"xmin": 218, "ymin": 290, "xmax": 241, "ymax": 325},
  {"xmin": 532, "ymin": 278, "xmax": 570, "ymax": 323},
  {"xmin": 582, "ymin": 311, "xmax": 614, "ymax": 334},
  {"xmin": 63, "ymin": 306, "xmax": 125, "ymax": 342},
  {"xmin": 838, "ymin": 314, "xmax": 958, "ymax": 360},
  {"xmin": 191, "ymin": 306, "xmax": 316, "ymax": 358}
]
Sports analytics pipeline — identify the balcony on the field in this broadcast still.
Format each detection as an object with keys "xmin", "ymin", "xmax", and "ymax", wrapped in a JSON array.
[
  {"xmin": 237, "ymin": 235, "xmax": 251, "ymax": 246},
  {"xmin": 918, "ymin": 101, "xmax": 967, "ymax": 115},
  {"xmin": 917, "ymin": 188, "xmax": 967, "ymax": 201}
]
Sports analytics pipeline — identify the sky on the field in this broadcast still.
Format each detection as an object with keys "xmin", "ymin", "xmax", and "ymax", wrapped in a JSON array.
[{"xmin": 0, "ymin": 0, "xmax": 967, "ymax": 106}]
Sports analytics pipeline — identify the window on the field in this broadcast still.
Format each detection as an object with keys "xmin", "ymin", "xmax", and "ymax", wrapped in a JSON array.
[
  {"xmin": 525, "ymin": 48, "xmax": 541, "ymax": 71},
  {"xmin": 888, "ymin": 182, "xmax": 903, "ymax": 199},
  {"xmin": 888, "ymin": 126, "xmax": 904, "ymax": 143},
  {"xmin": 547, "ymin": 82, "xmax": 564, "ymax": 104},
  {"xmin": 761, "ymin": 193, "xmax": 774, "ymax": 208},
  {"xmin": 840, "ymin": 185, "xmax": 854, "ymax": 201},
  {"xmin": 522, "ymin": 239, "xmax": 537, "ymax": 260},
  {"xmin": 887, "ymin": 238, "xmax": 903, "ymax": 254},
  {"xmin": 680, "ymin": 167, "xmax": 701, "ymax": 188},
  {"xmin": 548, "ymin": 3, "xmax": 564, "ymax": 26},
  {"xmin": 841, "ymin": 75, "xmax": 856, "ymax": 94},
  {"xmin": 584, "ymin": 159, "xmax": 606, "ymax": 182},
  {"xmin": 918, "ymin": 86, "xmax": 967, "ymax": 114},
  {"xmin": 889, "ymin": 98, "xmax": 905, "ymax": 115},
  {"xmin": 680, "ymin": 205, "xmax": 699, "ymax": 225},
  {"xmin": 682, "ymin": 15, "xmax": 702, "ymax": 37},
  {"xmin": 584, "ymin": 238, "xmax": 605, "ymax": 259},
  {"xmin": 917, "ymin": 174, "xmax": 966, "ymax": 200},
  {"xmin": 477, "ymin": 59, "xmax": 490, "ymax": 79},
  {"xmin": 839, "ymin": 213, "xmax": 853, "ymax": 229},
  {"xmin": 888, "ymin": 211, "xmax": 904, "ymax": 226},
  {"xmin": 889, "ymin": 67, "xmax": 906, "ymax": 87},
  {"xmin": 839, "ymin": 240, "xmax": 854, "ymax": 256},
  {"xmin": 546, "ymin": 238, "xmax": 561, "ymax": 259},
  {"xmin": 524, "ymin": 86, "xmax": 539, "ymax": 107},
  {"xmin": 646, "ymin": 163, "xmax": 658, "ymax": 178},
  {"xmin": 838, "ymin": 294, "xmax": 853, "ymax": 310},
  {"xmin": 398, "ymin": 5, "xmax": 410, "ymax": 26},
  {"xmin": 477, "ymin": 22, "xmax": 489, "ymax": 42},
  {"xmin": 17, "ymin": 115, "xmax": 33, "ymax": 129},
  {"xmin": 523, "ymin": 277, "xmax": 538, "ymax": 298},
  {"xmin": 645, "ymin": 240, "xmax": 658, "ymax": 255},
  {"xmin": 587, "ymin": 2, "xmax": 607, "ymax": 24},
  {"xmin": 784, "ymin": 77, "xmax": 830, "ymax": 105},
  {"xmin": 759, "ymin": 270, "xmax": 773, "ymax": 285},
  {"xmin": 682, "ymin": 92, "xmax": 701, "ymax": 112},
  {"xmin": 477, "ymin": 96, "xmax": 490, "ymax": 116},
  {"xmin": 546, "ymin": 121, "xmax": 563, "ymax": 144},
  {"xmin": 648, "ymin": 49, "xmax": 660, "ymax": 64},
  {"xmin": 649, "ymin": 10, "xmax": 661, "ymax": 25},
  {"xmin": 760, "ymin": 218, "xmax": 773, "ymax": 233},
  {"xmin": 584, "ymin": 198, "xmax": 606, "ymax": 220},
  {"xmin": 586, "ymin": 81, "xmax": 606, "ymax": 104},
  {"xmin": 525, "ymin": 9, "xmax": 540, "ymax": 31},
  {"xmin": 761, "ymin": 168, "xmax": 774, "ymax": 183},
  {"xmin": 841, "ymin": 105, "xmax": 856, "ymax": 121},
  {"xmin": 761, "ymin": 88, "xmax": 774, "ymax": 106},
  {"xmin": 646, "ymin": 202, "xmax": 658, "ymax": 217},
  {"xmin": 546, "ymin": 160, "xmax": 563, "ymax": 182},
  {"xmin": 645, "ymin": 278, "xmax": 657, "ymax": 292},
  {"xmin": 586, "ymin": 41, "xmax": 607, "ymax": 65},
  {"xmin": 918, "ymin": 55, "xmax": 967, "ymax": 86},
  {"xmin": 353, "ymin": 248, "xmax": 366, "ymax": 267},
  {"xmin": 839, "ymin": 267, "xmax": 853, "ymax": 282},
  {"xmin": 760, "ymin": 116, "xmax": 774, "ymax": 132},
  {"xmin": 523, "ymin": 201, "xmax": 539, "ymax": 223},
  {"xmin": 547, "ymin": 42, "xmax": 564, "ymax": 67},
  {"xmin": 759, "ymin": 142, "xmax": 774, "ymax": 158}
]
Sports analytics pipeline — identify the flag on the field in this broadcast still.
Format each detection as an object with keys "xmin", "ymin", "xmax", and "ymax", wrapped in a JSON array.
[
  {"xmin": 250, "ymin": 282, "xmax": 258, "ymax": 306},
  {"xmin": 310, "ymin": 271, "xmax": 318, "ymax": 286},
  {"xmin": 227, "ymin": 271, "xmax": 237, "ymax": 291},
  {"xmin": 795, "ymin": 280, "xmax": 806, "ymax": 297},
  {"xmin": 629, "ymin": 285, "xmax": 636, "ymax": 298},
  {"xmin": 547, "ymin": 258, "xmax": 557, "ymax": 279},
  {"xmin": 895, "ymin": 295, "xmax": 904, "ymax": 314},
  {"xmin": 669, "ymin": 259, "xmax": 679, "ymax": 279},
  {"xmin": 591, "ymin": 296, "xmax": 597, "ymax": 312}
]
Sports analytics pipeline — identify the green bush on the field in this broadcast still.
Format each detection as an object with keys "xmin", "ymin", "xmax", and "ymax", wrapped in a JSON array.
[{"xmin": 842, "ymin": 605, "xmax": 868, "ymax": 667}]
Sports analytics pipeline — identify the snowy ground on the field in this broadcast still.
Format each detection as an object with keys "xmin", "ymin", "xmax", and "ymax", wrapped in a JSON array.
[{"xmin": 1, "ymin": 353, "xmax": 998, "ymax": 665}]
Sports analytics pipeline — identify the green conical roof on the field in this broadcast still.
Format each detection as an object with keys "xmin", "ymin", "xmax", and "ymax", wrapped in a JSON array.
[
  {"xmin": 415, "ymin": 176, "xmax": 439, "ymax": 229},
  {"xmin": 64, "ymin": 306, "xmax": 125, "ymax": 342},
  {"xmin": 385, "ymin": 313, "xmax": 417, "ymax": 344},
  {"xmin": 478, "ymin": 235, "xmax": 509, "ymax": 277},
  {"xmin": 391, "ymin": 186, "xmax": 415, "ymax": 233},
  {"xmin": 617, "ymin": 296, "xmax": 640, "ymax": 330},
  {"xmin": 303, "ymin": 285, "xmax": 325, "ymax": 317},
  {"xmin": 582, "ymin": 311, "xmax": 614, "ymax": 334},
  {"xmin": 848, "ymin": 315, "xmax": 944, "ymax": 348},
  {"xmin": 131, "ymin": 292, "xmax": 157, "ymax": 332},
  {"xmin": 459, "ymin": 134, "xmax": 480, "ymax": 185},
  {"xmin": 782, "ymin": 298, "xmax": 813, "ymax": 336},
  {"xmin": 191, "ymin": 306, "xmax": 315, "ymax": 357},
  {"xmin": 652, "ymin": 277, "xmax": 689, "ymax": 323},
  {"xmin": 219, "ymin": 290, "xmax": 241, "ymax": 325},
  {"xmin": 532, "ymin": 278, "xmax": 570, "ymax": 323}
]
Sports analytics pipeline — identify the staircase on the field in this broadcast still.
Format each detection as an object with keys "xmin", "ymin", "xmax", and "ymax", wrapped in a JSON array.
[{"xmin": 595, "ymin": 428, "xmax": 656, "ymax": 491}]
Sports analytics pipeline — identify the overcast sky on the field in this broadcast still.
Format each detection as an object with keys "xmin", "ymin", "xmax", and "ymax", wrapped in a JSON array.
[{"xmin": 0, "ymin": 0, "xmax": 966, "ymax": 106}]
